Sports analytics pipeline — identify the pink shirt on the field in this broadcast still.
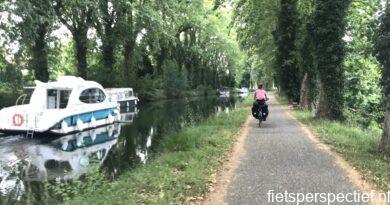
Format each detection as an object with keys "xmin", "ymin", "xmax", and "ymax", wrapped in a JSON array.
[{"xmin": 255, "ymin": 89, "xmax": 267, "ymax": 100}]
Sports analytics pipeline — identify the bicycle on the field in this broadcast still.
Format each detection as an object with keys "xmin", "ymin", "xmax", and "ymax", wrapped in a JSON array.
[{"xmin": 257, "ymin": 106, "xmax": 265, "ymax": 127}]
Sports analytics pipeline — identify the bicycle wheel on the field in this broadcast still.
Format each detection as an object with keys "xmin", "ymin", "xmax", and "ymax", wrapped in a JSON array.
[{"xmin": 258, "ymin": 111, "xmax": 263, "ymax": 127}]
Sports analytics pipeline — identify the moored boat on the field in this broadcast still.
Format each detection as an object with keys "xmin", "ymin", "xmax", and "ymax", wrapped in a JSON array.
[
  {"xmin": 0, "ymin": 76, "xmax": 139, "ymax": 135},
  {"xmin": 218, "ymin": 87, "xmax": 230, "ymax": 97}
]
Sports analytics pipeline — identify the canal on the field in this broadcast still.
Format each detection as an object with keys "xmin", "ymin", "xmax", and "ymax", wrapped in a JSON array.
[{"xmin": 0, "ymin": 94, "xmax": 248, "ymax": 205}]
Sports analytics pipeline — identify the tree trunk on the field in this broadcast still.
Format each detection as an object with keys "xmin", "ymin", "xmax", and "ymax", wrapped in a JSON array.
[
  {"xmin": 156, "ymin": 47, "xmax": 168, "ymax": 77},
  {"xmin": 101, "ymin": 42, "xmax": 115, "ymax": 87},
  {"xmin": 312, "ymin": 0, "xmax": 350, "ymax": 120},
  {"xmin": 380, "ymin": 101, "xmax": 390, "ymax": 154},
  {"xmin": 74, "ymin": 29, "xmax": 88, "ymax": 79},
  {"xmin": 121, "ymin": 8, "xmax": 137, "ymax": 86},
  {"xmin": 31, "ymin": 23, "xmax": 49, "ymax": 82},
  {"xmin": 100, "ymin": 22, "xmax": 116, "ymax": 87},
  {"xmin": 299, "ymin": 73, "xmax": 310, "ymax": 110},
  {"xmin": 315, "ymin": 82, "xmax": 331, "ymax": 119},
  {"xmin": 123, "ymin": 39, "xmax": 136, "ymax": 86}
]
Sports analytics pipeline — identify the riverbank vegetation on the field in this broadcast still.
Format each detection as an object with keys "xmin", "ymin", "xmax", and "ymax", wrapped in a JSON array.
[
  {"xmin": 46, "ymin": 98, "xmax": 251, "ymax": 205},
  {"xmin": 275, "ymin": 95, "xmax": 389, "ymax": 191}
]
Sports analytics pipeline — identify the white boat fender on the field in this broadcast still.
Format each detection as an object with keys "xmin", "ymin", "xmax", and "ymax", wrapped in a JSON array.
[
  {"xmin": 76, "ymin": 133, "xmax": 83, "ymax": 147},
  {"xmin": 107, "ymin": 114, "xmax": 114, "ymax": 124},
  {"xmin": 113, "ymin": 109, "xmax": 120, "ymax": 115},
  {"xmin": 108, "ymin": 125, "xmax": 114, "ymax": 136},
  {"xmin": 96, "ymin": 150, "xmax": 103, "ymax": 160},
  {"xmin": 61, "ymin": 120, "xmax": 68, "ymax": 132},
  {"xmin": 61, "ymin": 141, "xmax": 69, "ymax": 151},
  {"xmin": 90, "ymin": 116, "xmax": 97, "ymax": 128},
  {"xmin": 76, "ymin": 118, "xmax": 85, "ymax": 131},
  {"xmin": 79, "ymin": 153, "xmax": 89, "ymax": 167},
  {"xmin": 90, "ymin": 129, "xmax": 97, "ymax": 142}
]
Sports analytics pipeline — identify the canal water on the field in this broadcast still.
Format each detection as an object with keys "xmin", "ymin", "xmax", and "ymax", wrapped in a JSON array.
[{"xmin": 0, "ymin": 94, "xmax": 248, "ymax": 205}]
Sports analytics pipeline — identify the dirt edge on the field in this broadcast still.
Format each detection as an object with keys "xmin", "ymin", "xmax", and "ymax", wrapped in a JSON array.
[
  {"xmin": 200, "ymin": 114, "xmax": 252, "ymax": 205},
  {"xmin": 283, "ymin": 107, "xmax": 387, "ymax": 205}
]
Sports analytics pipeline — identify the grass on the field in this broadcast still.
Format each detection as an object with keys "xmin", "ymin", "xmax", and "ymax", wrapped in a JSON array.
[
  {"xmin": 275, "ymin": 94, "xmax": 390, "ymax": 191},
  {"xmin": 60, "ymin": 98, "xmax": 252, "ymax": 205}
]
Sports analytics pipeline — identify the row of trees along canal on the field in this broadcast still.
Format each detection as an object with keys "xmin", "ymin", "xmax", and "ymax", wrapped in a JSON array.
[
  {"xmin": 0, "ymin": 0, "xmax": 250, "ymax": 101},
  {"xmin": 0, "ymin": 0, "xmax": 389, "ymax": 154},
  {"xmin": 233, "ymin": 0, "xmax": 390, "ymax": 155}
]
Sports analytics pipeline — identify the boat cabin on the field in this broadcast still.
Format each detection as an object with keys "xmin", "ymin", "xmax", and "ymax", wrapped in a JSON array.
[{"xmin": 18, "ymin": 76, "xmax": 108, "ymax": 110}]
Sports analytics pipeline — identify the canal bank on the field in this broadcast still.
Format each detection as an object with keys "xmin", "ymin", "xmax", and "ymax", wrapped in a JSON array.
[
  {"xmin": 58, "ymin": 98, "xmax": 251, "ymax": 205},
  {"xmin": 0, "ymin": 95, "xmax": 251, "ymax": 205}
]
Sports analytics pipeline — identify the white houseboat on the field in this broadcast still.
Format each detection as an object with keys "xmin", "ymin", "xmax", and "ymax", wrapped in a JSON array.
[
  {"xmin": 0, "ymin": 76, "xmax": 139, "ymax": 135},
  {"xmin": 218, "ymin": 87, "xmax": 230, "ymax": 97}
]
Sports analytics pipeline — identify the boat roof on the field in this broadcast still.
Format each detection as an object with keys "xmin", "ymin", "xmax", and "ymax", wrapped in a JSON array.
[{"xmin": 33, "ymin": 76, "xmax": 103, "ymax": 90}]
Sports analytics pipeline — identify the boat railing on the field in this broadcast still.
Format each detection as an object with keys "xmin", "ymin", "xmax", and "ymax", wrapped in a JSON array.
[{"xmin": 15, "ymin": 94, "xmax": 27, "ymax": 105}]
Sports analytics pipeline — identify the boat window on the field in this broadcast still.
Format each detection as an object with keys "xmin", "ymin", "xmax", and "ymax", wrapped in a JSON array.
[
  {"xmin": 59, "ymin": 90, "xmax": 72, "ymax": 108},
  {"xmin": 79, "ymin": 88, "xmax": 106, "ymax": 104},
  {"xmin": 47, "ymin": 89, "xmax": 72, "ymax": 109},
  {"xmin": 125, "ymin": 90, "xmax": 133, "ymax": 98},
  {"xmin": 47, "ymin": 89, "xmax": 58, "ymax": 109}
]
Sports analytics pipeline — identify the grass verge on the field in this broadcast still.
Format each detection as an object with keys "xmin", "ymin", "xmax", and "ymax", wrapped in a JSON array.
[
  {"xmin": 61, "ymin": 98, "xmax": 252, "ymax": 205},
  {"xmin": 275, "ymin": 94, "xmax": 390, "ymax": 191}
]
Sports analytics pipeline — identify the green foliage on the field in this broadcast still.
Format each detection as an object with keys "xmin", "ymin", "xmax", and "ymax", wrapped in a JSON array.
[
  {"xmin": 135, "ymin": 75, "xmax": 164, "ymax": 101},
  {"xmin": 312, "ymin": 0, "xmax": 351, "ymax": 120},
  {"xmin": 46, "ymin": 166, "xmax": 109, "ymax": 202},
  {"xmin": 163, "ymin": 59, "xmax": 188, "ymax": 99},
  {"xmin": 274, "ymin": 0, "xmax": 301, "ymax": 101},
  {"xmin": 233, "ymin": 0, "xmax": 279, "ymax": 88},
  {"xmin": 376, "ymin": 2, "xmax": 390, "ymax": 99},
  {"xmin": 54, "ymin": 0, "xmax": 95, "ymax": 79},
  {"xmin": 375, "ymin": 1, "xmax": 390, "ymax": 154},
  {"xmin": 6, "ymin": 0, "xmax": 57, "ymax": 82},
  {"xmin": 0, "ymin": 0, "xmax": 247, "ymax": 101},
  {"xmin": 0, "ymin": 55, "xmax": 22, "ymax": 107},
  {"xmin": 344, "ymin": 0, "xmax": 383, "ymax": 126},
  {"xmin": 296, "ymin": 0, "xmax": 319, "ymax": 108}
]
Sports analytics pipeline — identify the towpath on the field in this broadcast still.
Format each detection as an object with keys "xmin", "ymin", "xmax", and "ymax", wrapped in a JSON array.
[{"xmin": 205, "ymin": 94, "xmax": 379, "ymax": 205}]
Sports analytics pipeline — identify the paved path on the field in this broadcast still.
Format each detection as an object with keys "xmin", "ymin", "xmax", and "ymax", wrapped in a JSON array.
[{"xmin": 226, "ymin": 95, "xmax": 366, "ymax": 204}]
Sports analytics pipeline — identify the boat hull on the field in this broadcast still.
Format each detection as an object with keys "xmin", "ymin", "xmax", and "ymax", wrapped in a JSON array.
[{"xmin": 0, "ymin": 106, "xmax": 120, "ymax": 135}]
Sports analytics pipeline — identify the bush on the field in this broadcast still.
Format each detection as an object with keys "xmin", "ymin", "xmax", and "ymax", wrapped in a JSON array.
[{"xmin": 163, "ymin": 59, "xmax": 188, "ymax": 99}]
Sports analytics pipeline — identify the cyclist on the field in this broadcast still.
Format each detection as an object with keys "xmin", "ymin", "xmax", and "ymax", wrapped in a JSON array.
[{"xmin": 252, "ymin": 83, "xmax": 269, "ymax": 121}]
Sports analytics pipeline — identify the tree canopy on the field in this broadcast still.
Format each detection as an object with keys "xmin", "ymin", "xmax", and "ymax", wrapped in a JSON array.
[{"xmin": 0, "ymin": 0, "xmax": 389, "ymax": 152}]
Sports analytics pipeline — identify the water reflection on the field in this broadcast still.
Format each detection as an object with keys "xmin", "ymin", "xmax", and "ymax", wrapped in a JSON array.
[
  {"xmin": 0, "ymin": 96, "xmax": 239, "ymax": 205},
  {"xmin": 0, "ymin": 109, "xmax": 138, "ymax": 197}
]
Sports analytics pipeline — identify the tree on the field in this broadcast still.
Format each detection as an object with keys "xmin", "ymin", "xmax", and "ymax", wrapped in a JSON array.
[
  {"xmin": 10, "ymin": 0, "xmax": 56, "ymax": 82},
  {"xmin": 273, "ymin": 0, "xmax": 301, "ymax": 102},
  {"xmin": 233, "ymin": 0, "xmax": 280, "ymax": 89},
  {"xmin": 91, "ymin": 0, "xmax": 127, "ymax": 87},
  {"xmin": 376, "ymin": 1, "xmax": 390, "ymax": 155},
  {"xmin": 296, "ymin": 0, "xmax": 318, "ymax": 110},
  {"xmin": 312, "ymin": 0, "xmax": 351, "ymax": 120},
  {"xmin": 120, "ymin": 0, "xmax": 138, "ymax": 86},
  {"xmin": 163, "ymin": 59, "xmax": 187, "ymax": 98},
  {"xmin": 54, "ymin": 0, "xmax": 93, "ymax": 79},
  {"xmin": 343, "ymin": 0, "xmax": 382, "ymax": 126}
]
